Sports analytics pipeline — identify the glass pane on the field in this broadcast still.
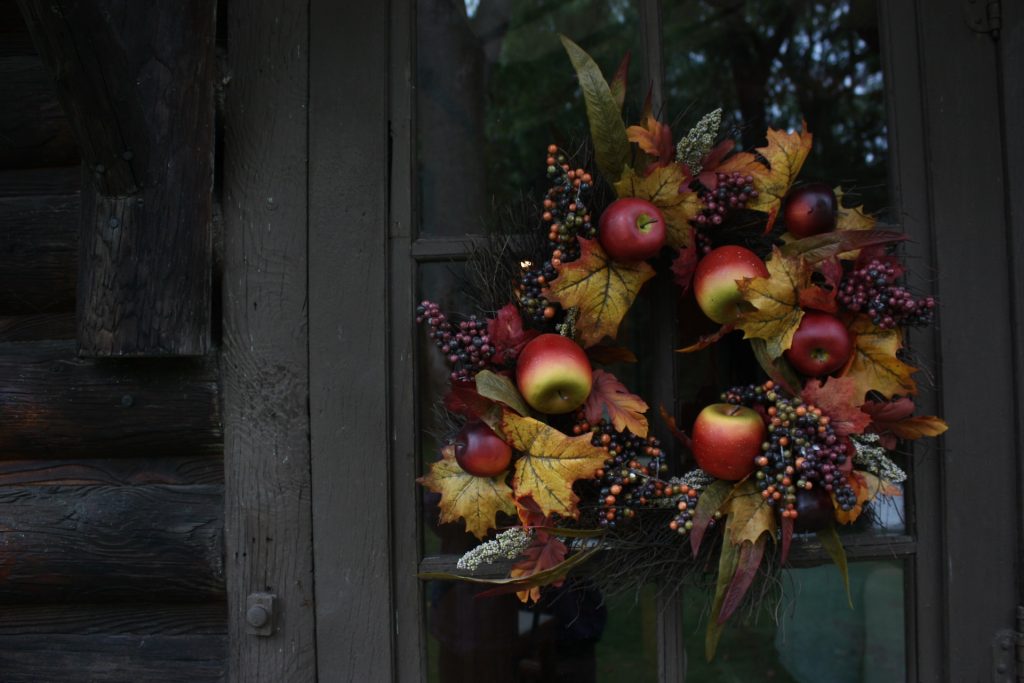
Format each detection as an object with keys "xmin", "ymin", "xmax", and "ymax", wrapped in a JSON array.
[
  {"xmin": 426, "ymin": 580, "xmax": 658, "ymax": 682},
  {"xmin": 416, "ymin": 0, "xmax": 643, "ymax": 236},
  {"xmin": 683, "ymin": 560, "xmax": 905, "ymax": 681},
  {"xmin": 663, "ymin": 0, "xmax": 889, "ymax": 214}
]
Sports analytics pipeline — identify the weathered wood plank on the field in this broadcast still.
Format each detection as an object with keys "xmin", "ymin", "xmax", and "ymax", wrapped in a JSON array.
[
  {"xmin": 0, "ymin": 313, "xmax": 75, "ymax": 341},
  {"xmin": 308, "ymin": 1, "xmax": 394, "ymax": 680},
  {"xmin": 18, "ymin": 0, "xmax": 215, "ymax": 356},
  {"xmin": 0, "ymin": 456, "xmax": 223, "ymax": 486},
  {"xmin": 222, "ymin": 0, "xmax": 315, "ymax": 679},
  {"xmin": 0, "ymin": 55, "xmax": 78, "ymax": 168},
  {"xmin": 0, "ymin": 633, "xmax": 225, "ymax": 683},
  {"xmin": 0, "ymin": 0, "xmax": 36, "ymax": 58},
  {"xmin": 0, "ymin": 191, "xmax": 78, "ymax": 314},
  {"xmin": 0, "ymin": 484, "xmax": 223, "ymax": 603},
  {"xmin": 0, "ymin": 602, "xmax": 225, "ymax": 635},
  {"xmin": 918, "ymin": 4, "xmax": 1017, "ymax": 679},
  {"xmin": 0, "ymin": 341, "xmax": 221, "ymax": 458}
]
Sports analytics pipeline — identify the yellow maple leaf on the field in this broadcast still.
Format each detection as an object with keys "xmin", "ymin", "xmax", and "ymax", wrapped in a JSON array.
[
  {"xmin": 613, "ymin": 165, "xmax": 701, "ymax": 249},
  {"xmin": 834, "ymin": 186, "xmax": 877, "ymax": 259},
  {"xmin": 723, "ymin": 480, "xmax": 776, "ymax": 546},
  {"xmin": 842, "ymin": 315, "xmax": 918, "ymax": 400},
  {"xmin": 717, "ymin": 124, "xmax": 813, "ymax": 231},
  {"xmin": 734, "ymin": 248, "xmax": 810, "ymax": 359},
  {"xmin": 417, "ymin": 445, "xmax": 517, "ymax": 540},
  {"xmin": 502, "ymin": 412, "xmax": 609, "ymax": 519},
  {"xmin": 546, "ymin": 238, "xmax": 655, "ymax": 347}
]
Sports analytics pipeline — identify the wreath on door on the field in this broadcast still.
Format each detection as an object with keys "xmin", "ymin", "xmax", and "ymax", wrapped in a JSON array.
[{"xmin": 416, "ymin": 36, "xmax": 946, "ymax": 659}]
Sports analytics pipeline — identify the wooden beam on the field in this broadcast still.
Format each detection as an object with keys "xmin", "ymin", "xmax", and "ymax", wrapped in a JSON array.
[
  {"xmin": 0, "ymin": 55, "xmax": 78, "ymax": 168},
  {"xmin": 0, "ymin": 484, "xmax": 223, "ymax": 603},
  {"xmin": 222, "ymin": 0, "xmax": 316, "ymax": 679},
  {"xmin": 308, "ymin": 0, "xmax": 393, "ymax": 679},
  {"xmin": 17, "ymin": 0, "xmax": 214, "ymax": 356},
  {"xmin": 0, "ymin": 341, "xmax": 221, "ymax": 458},
  {"xmin": 0, "ymin": 455, "xmax": 223, "ymax": 487}
]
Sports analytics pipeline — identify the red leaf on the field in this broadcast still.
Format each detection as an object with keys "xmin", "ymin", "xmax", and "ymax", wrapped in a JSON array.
[
  {"xmin": 586, "ymin": 343, "xmax": 638, "ymax": 365},
  {"xmin": 444, "ymin": 381, "xmax": 493, "ymax": 419},
  {"xmin": 487, "ymin": 303, "xmax": 539, "ymax": 366},
  {"xmin": 799, "ymin": 285, "xmax": 838, "ymax": 313},
  {"xmin": 717, "ymin": 537, "xmax": 767, "ymax": 625},
  {"xmin": 687, "ymin": 140, "xmax": 736, "ymax": 187},
  {"xmin": 780, "ymin": 515, "xmax": 794, "ymax": 565},
  {"xmin": 658, "ymin": 405, "xmax": 692, "ymax": 450},
  {"xmin": 670, "ymin": 239, "xmax": 699, "ymax": 294},
  {"xmin": 584, "ymin": 369, "xmax": 649, "ymax": 436},
  {"xmin": 609, "ymin": 51, "xmax": 631, "ymax": 111},
  {"xmin": 800, "ymin": 377, "xmax": 871, "ymax": 437},
  {"xmin": 820, "ymin": 258, "xmax": 843, "ymax": 291},
  {"xmin": 862, "ymin": 398, "xmax": 947, "ymax": 449},
  {"xmin": 677, "ymin": 324, "xmax": 734, "ymax": 353}
]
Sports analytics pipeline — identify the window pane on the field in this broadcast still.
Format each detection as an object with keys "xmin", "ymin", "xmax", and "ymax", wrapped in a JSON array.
[
  {"xmin": 426, "ymin": 580, "xmax": 658, "ymax": 682},
  {"xmin": 416, "ymin": 0, "xmax": 643, "ymax": 237},
  {"xmin": 663, "ymin": 0, "xmax": 889, "ymax": 214},
  {"xmin": 683, "ymin": 560, "xmax": 905, "ymax": 681}
]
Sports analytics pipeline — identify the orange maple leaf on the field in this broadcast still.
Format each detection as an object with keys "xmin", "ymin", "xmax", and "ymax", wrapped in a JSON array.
[
  {"xmin": 626, "ymin": 95, "xmax": 674, "ymax": 172},
  {"xmin": 835, "ymin": 470, "xmax": 901, "ymax": 524},
  {"xmin": 717, "ymin": 124, "xmax": 813, "ymax": 232},
  {"xmin": 861, "ymin": 397, "xmax": 948, "ymax": 448},
  {"xmin": 800, "ymin": 376, "xmax": 871, "ymax": 437},
  {"xmin": 583, "ymin": 369, "xmax": 649, "ymax": 437},
  {"xmin": 508, "ymin": 534, "xmax": 569, "ymax": 604},
  {"xmin": 613, "ymin": 165, "xmax": 702, "ymax": 249},
  {"xmin": 546, "ymin": 238, "xmax": 655, "ymax": 347},
  {"xmin": 417, "ymin": 445, "xmax": 517, "ymax": 540},
  {"xmin": 502, "ymin": 412, "xmax": 609, "ymax": 519},
  {"xmin": 841, "ymin": 315, "xmax": 918, "ymax": 400},
  {"xmin": 734, "ymin": 248, "xmax": 810, "ymax": 359}
]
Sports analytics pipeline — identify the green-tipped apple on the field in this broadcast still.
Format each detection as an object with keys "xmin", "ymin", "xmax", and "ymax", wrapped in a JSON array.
[
  {"xmin": 783, "ymin": 183, "xmax": 838, "ymax": 238},
  {"xmin": 693, "ymin": 245, "xmax": 769, "ymax": 324},
  {"xmin": 515, "ymin": 333, "xmax": 593, "ymax": 414},
  {"xmin": 783, "ymin": 311, "xmax": 853, "ymax": 376},
  {"xmin": 598, "ymin": 198, "xmax": 667, "ymax": 262},
  {"xmin": 453, "ymin": 421, "xmax": 513, "ymax": 477},
  {"xmin": 691, "ymin": 403, "xmax": 766, "ymax": 480}
]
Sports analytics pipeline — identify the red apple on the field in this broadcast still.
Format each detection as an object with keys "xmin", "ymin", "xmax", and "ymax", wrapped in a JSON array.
[
  {"xmin": 693, "ymin": 245, "xmax": 769, "ymax": 324},
  {"xmin": 793, "ymin": 487, "xmax": 835, "ymax": 532},
  {"xmin": 454, "ymin": 421, "xmax": 513, "ymax": 477},
  {"xmin": 783, "ymin": 183, "xmax": 838, "ymax": 238},
  {"xmin": 784, "ymin": 311, "xmax": 853, "ymax": 377},
  {"xmin": 598, "ymin": 198, "xmax": 667, "ymax": 262},
  {"xmin": 691, "ymin": 403, "xmax": 766, "ymax": 481},
  {"xmin": 515, "ymin": 333, "xmax": 593, "ymax": 414}
]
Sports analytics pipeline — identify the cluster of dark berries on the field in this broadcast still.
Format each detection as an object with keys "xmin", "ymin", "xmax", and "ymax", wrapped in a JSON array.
[
  {"xmin": 696, "ymin": 171, "xmax": 757, "ymax": 228},
  {"xmin": 575, "ymin": 415, "xmax": 668, "ymax": 529},
  {"xmin": 694, "ymin": 229, "xmax": 714, "ymax": 256},
  {"xmin": 666, "ymin": 484, "xmax": 701, "ymax": 535},
  {"xmin": 415, "ymin": 300, "xmax": 494, "ymax": 382},
  {"xmin": 518, "ymin": 145, "xmax": 597, "ymax": 325},
  {"xmin": 723, "ymin": 381, "xmax": 857, "ymax": 519},
  {"xmin": 837, "ymin": 259, "xmax": 936, "ymax": 329}
]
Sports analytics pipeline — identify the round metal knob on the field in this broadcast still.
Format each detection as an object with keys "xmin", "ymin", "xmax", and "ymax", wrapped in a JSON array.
[{"xmin": 246, "ymin": 604, "xmax": 270, "ymax": 628}]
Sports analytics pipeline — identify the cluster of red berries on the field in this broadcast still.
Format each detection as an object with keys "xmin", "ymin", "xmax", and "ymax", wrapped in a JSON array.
[
  {"xmin": 696, "ymin": 171, "xmax": 758, "ymax": 227},
  {"xmin": 415, "ymin": 300, "xmax": 494, "ymax": 382},
  {"xmin": 838, "ymin": 259, "xmax": 936, "ymax": 329}
]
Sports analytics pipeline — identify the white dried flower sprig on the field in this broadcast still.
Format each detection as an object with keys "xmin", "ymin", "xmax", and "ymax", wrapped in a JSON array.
[
  {"xmin": 851, "ymin": 433, "xmax": 907, "ymax": 484},
  {"xmin": 456, "ymin": 527, "xmax": 534, "ymax": 572},
  {"xmin": 676, "ymin": 108, "xmax": 722, "ymax": 173}
]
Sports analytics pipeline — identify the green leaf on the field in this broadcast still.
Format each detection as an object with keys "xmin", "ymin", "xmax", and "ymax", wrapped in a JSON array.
[
  {"xmin": 779, "ymin": 229, "xmax": 906, "ymax": 263},
  {"xmin": 475, "ymin": 370, "xmax": 531, "ymax": 417},
  {"xmin": 816, "ymin": 525, "xmax": 853, "ymax": 608},
  {"xmin": 418, "ymin": 546, "xmax": 601, "ymax": 592},
  {"xmin": 723, "ymin": 480, "xmax": 776, "ymax": 546},
  {"xmin": 560, "ymin": 35, "xmax": 629, "ymax": 183},
  {"xmin": 705, "ymin": 525, "xmax": 740, "ymax": 662},
  {"xmin": 608, "ymin": 51, "xmax": 631, "ymax": 111},
  {"xmin": 534, "ymin": 526, "xmax": 606, "ymax": 538},
  {"xmin": 718, "ymin": 536, "xmax": 767, "ymax": 625},
  {"xmin": 690, "ymin": 479, "xmax": 731, "ymax": 556},
  {"xmin": 750, "ymin": 338, "xmax": 802, "ymax": 396}
]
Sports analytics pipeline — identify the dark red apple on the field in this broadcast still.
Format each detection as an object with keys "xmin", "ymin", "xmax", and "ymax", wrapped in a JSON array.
[
  {"xmin": 784, "ymin": 311, "xmax": 853, "ymax": 377},
  {"xmin": 793, "ymin": 487, "xmax": 835, "ymax": 532},
  {"xmin": 454, "ymin": 421, "xmax": 513, "ymax": 477},
  {"xmin": 783, "ymin": 183, "xmax": 838, "ymax": 238},
  {"xmin": 691, "ymin": 403, "xmax": 767, "ymax": 481},
  {"xmin": 598, "ymin": 198, "xmax": 667, "ymax": 262},
  {"xmin": 693, "ymin": 245, "xmax": 769, "ymax": 324},
  {"xmin": 515, "ymin": 333, "xmax": 593, "ymax": 414}
]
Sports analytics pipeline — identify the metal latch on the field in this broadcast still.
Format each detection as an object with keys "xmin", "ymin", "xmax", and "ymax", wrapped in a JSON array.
[
  {"xmin": 246, "ymin": 592, "xmax": 277, "ymax": 636},
  {"xmin": 992, "ymin": 607, "xmax": 1024, "ymax": 682},
  {"xmin": 964, "ymin": 0, "xmax": 1002, "ymax": 38}
]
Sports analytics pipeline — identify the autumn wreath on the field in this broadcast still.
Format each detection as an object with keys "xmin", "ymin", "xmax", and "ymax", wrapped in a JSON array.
[{"xmin": 416, "ymin": 36, "xmax": 946, "ymax": 659}]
